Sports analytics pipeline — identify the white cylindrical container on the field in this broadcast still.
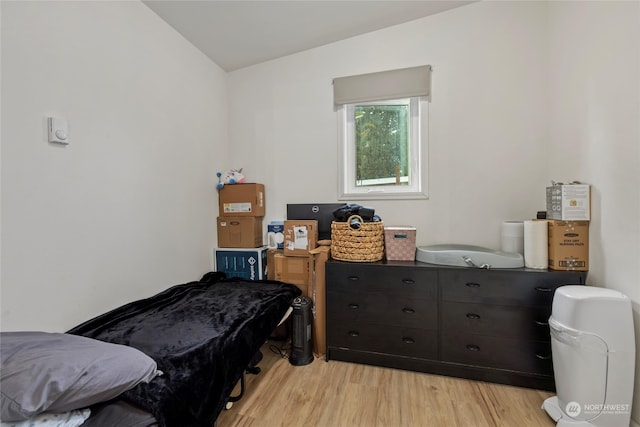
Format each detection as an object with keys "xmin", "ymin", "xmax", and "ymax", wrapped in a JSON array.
[
  {"xmin": 501, "ymin": 221, "xmax": 524, "ymax": 254},
  {"xmin": 523, "ymin": 220, "xmax": 548, "ymax": 269},
  {"xmin": 543, "ymin": 286, "xmax": 635, "ymax": 427}
]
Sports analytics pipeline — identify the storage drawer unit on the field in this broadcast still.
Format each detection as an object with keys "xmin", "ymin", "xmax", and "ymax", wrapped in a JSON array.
[
  {"xmin": 326, "ymin": 260, "xmax": 586, "ymax": 391},
  {"xmin": 327, "ymin": 262, "xmax": 438, "ymax": 365}
]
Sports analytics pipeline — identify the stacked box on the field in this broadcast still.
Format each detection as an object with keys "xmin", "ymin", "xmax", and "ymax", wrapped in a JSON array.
[
  {"xmin": 268, "ymin": 246, "xmax": 330, "ymax": 357},
  {"xmin": 384, "ymin": 226, "xmax": 417, "ymax": 261},
  {"xmin": 283, "ymin": 220, "xmax": 318, "ymax": 257},
  {"xmin": 267, "ymin": 221, "xmax": 285, "ymax": 249},
  {"xmin": 217, "ymin": 217, "xmax": 263, "ymax": 248},
  {"xmin": 546, "ymin": 184, "xmax": 591, "ymax": 221},
  {"xmin": 218, "ymin": 183, "xmax": 265, "ymax": 217},
  {"xmin": 309, "ymin": 246, "xmax": 330, "ymax": 357},
  {"xmin": 214, "ymin": 247, "xmax": 268, "ymax": 280},
  {"xmin": 216, "ymin": 183, "xmax": 265, "ymax": 250},
  {"xmin": 547, "ymin": 220, "xmax": 589, "ymax": 271},
  {"xmin": 273, "ymin": 252, "xmax": 311, "ymax": 296}
]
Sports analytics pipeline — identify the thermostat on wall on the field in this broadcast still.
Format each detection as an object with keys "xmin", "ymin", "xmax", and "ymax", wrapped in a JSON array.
[{"xmin": 48, "ymin": 117, "xmax": 69, "ymax": 144}]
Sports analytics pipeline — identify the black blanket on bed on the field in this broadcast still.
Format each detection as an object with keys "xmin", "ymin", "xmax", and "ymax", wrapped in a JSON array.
[{"xmin": 67, "ymin": 272, "xmax": 301, "ymax": 427}]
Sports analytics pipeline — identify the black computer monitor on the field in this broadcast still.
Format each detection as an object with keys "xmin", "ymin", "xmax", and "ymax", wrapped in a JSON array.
[{"xmin": 286, "ymin": 203, "xmax": 345, "ymax": 241}]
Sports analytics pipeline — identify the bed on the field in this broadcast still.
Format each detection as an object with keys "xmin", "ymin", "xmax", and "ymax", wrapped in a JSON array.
[{"xmin": 0, "ymin": 272, "xmax": 301, "ymax": 427}]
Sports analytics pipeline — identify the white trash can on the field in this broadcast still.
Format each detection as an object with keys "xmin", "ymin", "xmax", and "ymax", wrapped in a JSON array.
[{"xmin": 542, "ymin": 285, "xmax": 635, "ymax": 427}]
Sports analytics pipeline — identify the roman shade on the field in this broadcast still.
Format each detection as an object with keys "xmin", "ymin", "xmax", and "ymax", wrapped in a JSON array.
[{"xmin": 333, "ymin": 65, "xmax": 432, "ymax": 105}]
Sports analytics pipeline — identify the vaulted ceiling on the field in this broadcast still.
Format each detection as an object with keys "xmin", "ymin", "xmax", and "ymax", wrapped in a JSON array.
[{"xmin": 143, "ymin": 1, "xmax": 477, "ymax": 71}]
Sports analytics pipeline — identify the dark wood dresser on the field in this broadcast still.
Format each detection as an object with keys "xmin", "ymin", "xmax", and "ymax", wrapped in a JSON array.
[{"xmin": 325, "ymin": 260, "xmax": 587, "ymax": 390}]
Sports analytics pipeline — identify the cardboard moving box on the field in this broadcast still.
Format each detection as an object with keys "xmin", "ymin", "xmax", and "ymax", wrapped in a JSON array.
[
  {"xmin": 269, "ymin": 246, "xmax": 330, "ymax": 357},
  {"xmin": 546, "ymin": 184, "xmax": 591, "ymax": 221},
  {"xmin": 283, "ymin": 220, "xmax": 318, "ymax": 257},
  {"xmin": 218, "ymin": 183, "xmax": 265, "ymax": 217},
  {"xmin": 273, "ymin": 253, "xmax": 311, "ymax": 296},
  {"xmin": 217, "ymin": 216, "xmax": 263, "ymax": 248},
  {"xmin": 308, "ymin": 246, "xmax": 330, "ymax": 357},
  {"xmin": 548, "ymin": 220, "xmax": 589, "ymax": 271}
]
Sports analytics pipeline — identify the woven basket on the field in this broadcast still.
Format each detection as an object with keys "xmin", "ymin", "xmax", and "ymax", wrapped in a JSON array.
[{"xmin": 331, "ymin": 215, "xmax": 384, "ymax": 262}]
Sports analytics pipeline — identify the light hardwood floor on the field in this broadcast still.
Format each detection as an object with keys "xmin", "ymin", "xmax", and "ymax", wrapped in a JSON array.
[{"xmin": 216, "ymin": 342, "xmax": 556, "ymax": 427}]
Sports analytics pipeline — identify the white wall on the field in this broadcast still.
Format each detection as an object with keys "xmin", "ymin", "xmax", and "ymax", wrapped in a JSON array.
[
  {"xmin": 546, "ymin": 1, "xmax": 640, "ymax": 423},
  {"xmin": 228, "ymin": 1, "xmax": 549, "ymax": 250},
  {"xmin": 1, "ymin": 1, "xmax": 228, "ymax": 331}
]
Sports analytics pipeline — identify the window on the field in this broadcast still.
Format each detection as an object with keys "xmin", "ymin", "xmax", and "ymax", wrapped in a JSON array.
[{"xmin": 334, "ymin": 66, "xmax": 431, "ymax": 200}]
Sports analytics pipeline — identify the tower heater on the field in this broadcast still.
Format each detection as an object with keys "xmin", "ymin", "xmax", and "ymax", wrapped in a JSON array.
[{"xmin": 289, "ymin": 296, "xmax": 313, "ymax": 366}]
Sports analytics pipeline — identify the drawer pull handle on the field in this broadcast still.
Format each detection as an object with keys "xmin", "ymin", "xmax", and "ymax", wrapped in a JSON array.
[
  {"xmin": 535, "ymin": 320, "xmax": 549, "ymax": 326},
  {"xmin": 536, "ymin": 354, "xmax": 552, "ymax": 360},
  {"xmin": 535, "ymin": 286, "xmax": 552, "ymax": 292},
  {"xmin": 348, "ymin": 276, "xmax": 360, "ymax": 281},
  {"xmin": 466, "ymin": 344, "xmax": 481, "ymax": 352},
  {"xmin": 466, "ymin": 313, "xmax": 481, "ymax": 320},
  {"xmin": 402, "ymin": 307, "xmax": 415, "ymax": 314},
  {"xmin": 348, "ymin": 331, "xmax": 360, "ymax": 337},
  {"xmin": 348, "ymin": 303, "xmax": 359, "ymax": 310},
  {"xmin": 402, "ymin": 279, "xmax": 415, "ymax": 285},
  {"xmin": 402, "ymin": 337, "xmax": 415, "ymax": 344},
  {"xmin": 465, "ymin": 282, "xmax": 481, "ymax": 288}
]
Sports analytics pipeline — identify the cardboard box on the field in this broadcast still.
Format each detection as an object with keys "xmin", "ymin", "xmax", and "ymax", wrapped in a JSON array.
[
  {"xmin": 283, "ymin": 220, "xmax": 318, "ymax": 257},
  {"xmin": 270, "ymin": 246, "xmax": 330, "ymax": 356},
  {"xmin": 384, "ymin": 226, "xmax": 417, "ymax": 261},
  {"xmin": 548, "ymin": 220, "xmax": 589, "ymax": 271},
  {"xmin": 214, "ymin": 246, "xmax": 268, "ymax": 280},
  {"xmin": 267, "ymin": 221, "xmax": 285, "ymax": 249},
  {"xmin": 273, "ymin": 253, "xmax": 311, "ymax": 296},
  {"xmin": 217, "ymin": 216, "xmax": 263, "ymax": 248},
  {"xmin": 546, "ymin": 184, "xmax": 591, "ymax": 221},
  {"xmin": 308, "ymin": 246, "xmax": 330, "ymax": 357},
  {"xmin": 218, "ymin": 183, "xmax": 265, "ymax": 217},
  {"xmin": 266, "ymin": 249, "xmax": 282, "ymax": 280}
]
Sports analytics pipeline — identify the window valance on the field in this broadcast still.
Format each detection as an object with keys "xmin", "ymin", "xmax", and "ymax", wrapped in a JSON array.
[{"xmin": 333, "ymin": 65, "xmax": 432, "ymax": 105}]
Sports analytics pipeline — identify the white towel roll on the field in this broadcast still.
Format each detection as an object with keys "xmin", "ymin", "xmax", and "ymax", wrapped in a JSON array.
[
  {"xmin": 501, "ymin": 221, "xmax": 524, "ymax": 254},
  {"xmin": 524, "ymin": 220, "xmax": 548, "ymax": 269}
]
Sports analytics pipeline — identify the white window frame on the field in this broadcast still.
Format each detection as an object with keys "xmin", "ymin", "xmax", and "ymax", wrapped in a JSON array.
[{"xmin": 337, "ymin": 96, "xmax": 428, "ymax": 200}]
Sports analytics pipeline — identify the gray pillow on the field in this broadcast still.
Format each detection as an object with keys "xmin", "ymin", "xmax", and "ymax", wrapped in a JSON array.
[{"xmin": 0, "ymin": 332, "xmax": 160, "ymax": 422}]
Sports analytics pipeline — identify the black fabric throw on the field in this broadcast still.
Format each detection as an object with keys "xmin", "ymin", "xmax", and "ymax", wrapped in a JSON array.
[{"xmin": 68, "ymin": 272, "xmax": 301, "ymax": 427}]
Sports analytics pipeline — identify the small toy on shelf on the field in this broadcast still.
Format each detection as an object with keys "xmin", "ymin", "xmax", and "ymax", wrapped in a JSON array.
[{"xmin": 216, "ymin": 168, "xmax": 245, "ymax": 190}]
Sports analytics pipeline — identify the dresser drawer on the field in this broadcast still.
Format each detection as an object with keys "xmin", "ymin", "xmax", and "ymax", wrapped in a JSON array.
[
  {"xmin": 327, "ymin": 263, "xmax": 437, "ymax": 300},
  {"xmin": 328, "ymin": 322, "xmax": 438, "ymax": 360},
  {"xmin": 440, "ymin": 271, "xmax": 584, "ymax": 306},
  {"xmin": 441, "ymin": 332, "xmax": 553, "ymax": 375},
  {"xmin": 328, "ymin": 290, "xmax": 437, "ymax": 329},
  {"xmin": 441, "ymin": 301, "xmax": 551, "ymax": 341}
]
